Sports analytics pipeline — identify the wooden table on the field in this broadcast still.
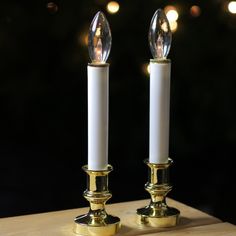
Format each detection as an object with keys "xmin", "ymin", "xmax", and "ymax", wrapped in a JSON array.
[{"xmin": 0, "ymin": 198, "xmax": 235, "ymax": 235}]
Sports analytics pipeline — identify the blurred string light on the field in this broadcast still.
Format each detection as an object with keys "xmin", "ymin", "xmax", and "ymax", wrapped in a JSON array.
[
  {"xmin": 166, "ymin": 9, "xmax": 179, "ymax": 22},
  {"xmin": 190, "ymin": 5, "xmax": 201, "ymax": 17},
  {"xmin": 228, "ymin": 1, "xmax": 236, "ymax": 14},
  {"xmin": 106, "ymin": 1, "xmax": 120, "ymax": 14},
  {"xmin": 47, "ymin": 2, "xmax": 58, "ymax": 14},
  {"xmin": 142, "ymin": 63, "xmax": 150, "ymax": 76},
  {"xmin": 164, "ymin": 6, "xmax": 178, "ymax": 33},
  {"xmin": 169, "ymin": 21, "xmax": 178, "ymax": 33},
  {"xmin": 78, "ymin": 31, "xmax": 88, "ymax": 47}
]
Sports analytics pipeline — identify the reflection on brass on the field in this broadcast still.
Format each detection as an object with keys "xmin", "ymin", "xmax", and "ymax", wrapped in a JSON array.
[
  {"xmin": 74, "ymin": 165, "xmax": 121, "ymax": 236},
  {"xmin": 137, "ymin": 158, "xmax": 180, "ymax": 227}
]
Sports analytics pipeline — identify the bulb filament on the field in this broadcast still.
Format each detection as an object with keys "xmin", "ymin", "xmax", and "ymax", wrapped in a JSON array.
[
  {"xmin": 95, "ymin": 38, "xmax": 103, "ymax": 62},
  {"xmin": 156, "ymin": 35, "xmax": 164, "ymax": 59}
]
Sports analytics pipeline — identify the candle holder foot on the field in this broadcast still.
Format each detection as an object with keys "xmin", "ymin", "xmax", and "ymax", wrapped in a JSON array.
[
  {"xmin": 137, "ymin": 158, "xmax": 180, "ymax": 227},
  {"xmin": 74, "ymin": 165, "xmax": 121, "ymax": 236}
]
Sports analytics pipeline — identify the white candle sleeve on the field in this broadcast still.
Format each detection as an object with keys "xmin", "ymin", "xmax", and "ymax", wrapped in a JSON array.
[
  {"xmin": 87, "ymin": 64, "xmax": 109, "ymax": 170},
  {"xmin": 149, "ymin": 60, "xmax": 171, "ymax": 164}
]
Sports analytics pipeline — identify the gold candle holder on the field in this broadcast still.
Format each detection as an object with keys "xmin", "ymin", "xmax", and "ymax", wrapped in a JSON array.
[
  {"xmin": 74, "ymin": 165, "xmax": 121, "ymax": 236},
  {"xmin": 137, "ymin": 158, "xmax": 180, "ymax": 227}
]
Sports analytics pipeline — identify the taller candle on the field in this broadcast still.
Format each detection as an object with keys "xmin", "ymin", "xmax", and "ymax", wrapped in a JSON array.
[
  {"xmin": 148, "ymin": 9, "xmax": 172, "ymax": 164},
  {"xmin": 87, "ymin": 12, "xmax": 112, "ymax": 170}
]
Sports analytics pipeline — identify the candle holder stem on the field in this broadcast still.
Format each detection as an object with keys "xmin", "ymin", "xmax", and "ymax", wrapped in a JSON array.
[
  {"xmin": 74, "ymin": 165, "xmax": 120, "ymax": 236},
  {"xmin": 137, "ymin": 158, "xmax": 180, "ymax": 227}
]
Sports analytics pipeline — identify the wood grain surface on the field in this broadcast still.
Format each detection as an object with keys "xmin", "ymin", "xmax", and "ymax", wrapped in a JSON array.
[{"xmin": 0, "ymin": 198, "xmax": 230, "ymax": 236}]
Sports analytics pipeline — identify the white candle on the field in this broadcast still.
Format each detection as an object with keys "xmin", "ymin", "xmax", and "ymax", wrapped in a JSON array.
[
  {"xmin": 88, "ymin": 64, "xmax": 109, "ymax": 170},
  {"xmin": 87, "ymin": 11, "xmax": 112, "ymax": 170},
  {"xmin": 148, "ymin": 9, "xmax": 172, "ymax": 164},
  {"xmin": 149, "ymin": 61, "xmax": 170, "ymax": 164}
]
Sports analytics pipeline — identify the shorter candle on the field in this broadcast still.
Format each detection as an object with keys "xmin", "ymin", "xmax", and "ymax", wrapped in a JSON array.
[
  {"xmin": 148, "ymin": 9, "xmax": 172, "ymax": 164},
  {"xmin": 87, "ymin": 12, "xmax": 112, "ymax": 170}
]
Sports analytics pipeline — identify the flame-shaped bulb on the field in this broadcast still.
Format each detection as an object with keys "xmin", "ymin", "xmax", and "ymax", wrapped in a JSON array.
[
  {"xmin": 148, "ymin": 9, "xmax": 172, "ymax": 60},
  {"xmin": 88, "ymin": 11, "xmax": 112, "ymax": 63}
]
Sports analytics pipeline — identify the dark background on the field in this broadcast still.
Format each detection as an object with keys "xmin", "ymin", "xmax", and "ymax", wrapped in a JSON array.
[{"xmin": 0, "ymin": 0, "xmax": 236, "ymax": 225}]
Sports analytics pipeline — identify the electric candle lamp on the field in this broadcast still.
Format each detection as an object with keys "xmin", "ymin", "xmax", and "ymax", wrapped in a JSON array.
[
  {"xmin": 87, "ymin": 11, "xmax": 111, "ymax": 170},
  {"xmin": 74, "ymin": 12, "xmax": 120, "ymax": 235},
  {"xmin": 136, "ymin": 10, "xmax": 180, "ymax": 226},
  {"xmin": 148, "ymin": 9, "xmax": 172, "ymax": 164}
]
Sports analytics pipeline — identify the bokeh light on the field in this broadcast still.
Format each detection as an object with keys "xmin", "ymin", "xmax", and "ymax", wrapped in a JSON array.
[
  {"xmin": 78, "ymin": 31, "xmax": 88, "ymax": 47},
  {"xmin": 142, "ymin": 63, "xmax": 150, "ymax": 76},
  {"xmin": 47, "ymin": 2, "xmax": 58, "ymax": 14},
  {"xmin": 190, "ymin": 5, "xmax": 201, "ymax": 17},
  {"xmin": 106, "ymin": 1, "xmax": 120, "ymax": 14},
  {"xmin": 169, "ymin": 21, "xmax": 178, "ymax": 33},
  {"xmin": 164, "ymin": 6, "xmax": 179, "ymax": 33},
  {"xmin": 166, "ymin": 9, "xmax": 179, "ymax": 22},
  {"xmin": 228, "ymin": 1, "xmax": 236, "ymax": 14},
  {"xmin": 164, "ymin": 6, "xmax": 178, "ymax": 21}
]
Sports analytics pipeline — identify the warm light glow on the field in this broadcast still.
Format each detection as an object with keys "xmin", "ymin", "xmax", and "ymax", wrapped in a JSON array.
[
  {"xmin": 142, "ymin": 63, "xmax": 150, "ymax": 76},
  {"xmin": 166, "ymin": 9, "xmax": 179, "ymax": 22},
  {"xmin": 164, "ymin": 6, "xmax": 179, "ymax": 22},
  {"xmin": 47, "ymin": 2, "xmax": 58, "ymax": 14},
  {"xmin": 147, "ymin": 64, "xmax": 150, "ymax": 74},
  {"xmin": 106, "ymin": 1, "xmax": 120, "ymax": 14},
  {"xmin": 149, "ymin": 9, "xmax": 172, "ymax": 59},
  {"xmin": 228, "ymin": 1, "xmax": 236, "ymax": 14},
  {"xmin": 79, "ymin": 32, "xmax": 88, "ymax": 46},
  {"xmin": 163, "ymin": 6, "xmax": 178, "ymax": 33},
  {"xmin": 190, "ymin": 5, "xmax": 201, "ymax": 17},
  {"xmin": 164, "ymin": 5, "xmax": 176, "ymax": 12},
  {"xmin": 88, "ymin": 11, "xmax": 112, "ymax": 63},
  {"xmin": 169, "ymin": 21, "xmax": 178, "ymax": 33}
]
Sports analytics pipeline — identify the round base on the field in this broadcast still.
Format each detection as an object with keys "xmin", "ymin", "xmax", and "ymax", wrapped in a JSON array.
[
  {"xmin": 74, "ymin": 214, "xmax": 121, "ymax": 236},
  {"xmin": 137, "ymin": 206, "xmax": 180, "ymax": 227}
]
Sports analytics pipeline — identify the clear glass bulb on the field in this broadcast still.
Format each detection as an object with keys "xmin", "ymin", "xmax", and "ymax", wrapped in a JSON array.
[
  {"xmin": 148, "ymin": 9, "xmax": 172, "ymax": 59},
  {"xmin": 88, "ymin": 11, "xmax": 112, "ymax": 63}
]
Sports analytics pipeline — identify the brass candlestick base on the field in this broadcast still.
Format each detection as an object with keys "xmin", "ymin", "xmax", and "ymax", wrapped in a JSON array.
[
  {"xmin": 74, "ymin": 165, "xmax": 120, "ymax": 236},
  {"xmin": 137, "ymin": 158, "xmax": 180, "ymax": 227}
]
